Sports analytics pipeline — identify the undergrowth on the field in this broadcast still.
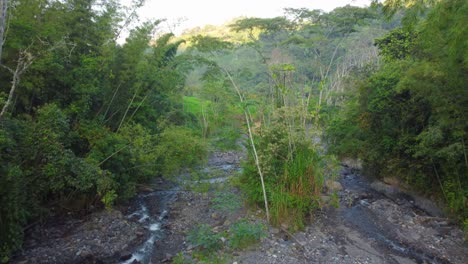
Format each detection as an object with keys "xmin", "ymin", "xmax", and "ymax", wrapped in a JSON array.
[
  {"xmin": 212, "ymin": 191, "xmax": 243, "ymax": 212},
  {"xmin": 228, "ymin": 220, "xmax": 267, "ymax": 249},
  {"xmin": 240, "ymin": 112, "xmax": 327, "ymax": 230}
]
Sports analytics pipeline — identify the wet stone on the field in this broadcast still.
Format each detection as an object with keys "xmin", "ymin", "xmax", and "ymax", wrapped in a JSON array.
[{"xmin": 119, "ymin": 251, "xmax": 132, "ymax": 261}]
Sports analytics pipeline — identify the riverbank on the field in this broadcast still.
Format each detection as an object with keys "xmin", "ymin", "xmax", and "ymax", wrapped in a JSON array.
[{"xmin": 10, "ymin": 149, "xmax": 467, "ymax": 264}]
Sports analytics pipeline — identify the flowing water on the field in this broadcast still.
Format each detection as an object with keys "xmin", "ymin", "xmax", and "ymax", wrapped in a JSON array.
[
  {"xmin": 122, "ymin": 154, "xmax": 455, "ymax": 264},
  {"xmin": 122, "ymin": 190, "xmax": 177, "ymax": 264},
  {"xmin": 122, "ymin": 151, "xmax": 243, "ymax": 263}
]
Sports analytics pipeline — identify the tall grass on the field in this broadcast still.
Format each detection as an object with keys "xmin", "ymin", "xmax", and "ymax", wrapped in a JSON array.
[
  {"xmin": 269, "ymin": 147, "xmax": 324, "ymax": 229},
  {"xmin": 240, "ymin": 124, "xmax": 325, "ymax": 230}
]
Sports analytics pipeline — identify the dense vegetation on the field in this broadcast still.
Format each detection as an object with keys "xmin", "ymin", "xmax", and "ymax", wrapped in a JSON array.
[
  {"xmin": 1, "ymin": 0, "xmax": 466, "ymax": 261},
  {"xmin": 182, "ymin": 4, "xmax": 396, "ymax": 230},
  {"xmin": 0, "ymin": 0, "xmax": 207, "ymax": 260},
  {"xmin": 327, "ymin": 0, "xmax": 467, "ymax": 222},
  {"xmin": 183, "ymin": 0, "xmax": 467, "ymax": 230}
]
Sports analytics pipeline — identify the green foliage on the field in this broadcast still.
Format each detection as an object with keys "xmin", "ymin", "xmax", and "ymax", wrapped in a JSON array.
[
  {"xmin": 241, "ymin": 109, "xmax": 324, "ymax": 230},
  {"xmin": 172, "ymin": 253, "xmax": 194, "ymax": 264},
  {"xmin": 155, "ymin": 127, "xmax": 207, "ymax": 177},
  {"xmin": 212, "ymin": 192, "xmax": 243, "ymax": 212},
  {"xmin": 0, "ymin": 165, "xmax": 27, "ymax": 263},
  {"xmin": 328, "ymin": 0, "xmax": 468, "ymax": 221},
  {"xmin": 0, "ymin": 0, "xmax": 208, "ymax": 260},
  {"xmin": 375, "ymin": 28, "xmax": 417, "ymax": 61},
  {"xmin": 183, "ymin": 96, "xmax": 207, "ymax": 115},
  {"xmin": 101, "ymin": 190, "xmax": 117, "ymax": 209},
  {"xmin": 189, "ymin": 35, "xmax": 234, "ymax": 53},
  {"xmin": 229, "ymin": 17, "xmax": 291, "ymax": 34},
  {"xmin": 187, "ymin": 224, "xmax": 224, "ymax": 253},
  {"xmin": 183, "ymin": 84, "xmax": 242, "ymax": 151},
  {"xmin": 189, "ymin": 182, "xmax": 211, "ymax": 193},
  {"xmin": 228, "ymin": 220, "xmax": 266, "ymax": 249},
  {"xmin": 330, "ymin": 192, "xmax": 340, "ymax": 209}
]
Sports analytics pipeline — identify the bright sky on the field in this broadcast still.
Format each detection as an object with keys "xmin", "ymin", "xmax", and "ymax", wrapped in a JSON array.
[{"xmin": 136, "ymin": 0, "xmax": 372, "ymax": 35}]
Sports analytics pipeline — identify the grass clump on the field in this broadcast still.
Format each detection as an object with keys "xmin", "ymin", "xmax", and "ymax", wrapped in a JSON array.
[
  {"xmin": 172, "ymin": 252, "xmax": 194, "ymax": 264},
  {"xmin": 187, "ymin": 224, "xmax": 224, "ymax": 253},
  {"xmin": 240, "ymin": 110, "xmax": 328, "ymax": 230},
  {"xmin": 212, "ymin": 191, "xmax": 243, "ymax": 212},
  {"xmin": 228, "ymin": 219, "xmax": 267, "ymax": 249}
]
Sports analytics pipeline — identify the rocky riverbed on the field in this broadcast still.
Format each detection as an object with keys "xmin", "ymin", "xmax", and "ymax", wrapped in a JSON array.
[
  {"xmin": 10, "ymin": 209, "xmax": 146, "ymax": 264},
  {"xmin": 161, "ymin": 162, "xmax": 467, "ymax": 264},
  {"xmin": 10, "ymin": 148, "xmax": 467, "ymax": 264}
]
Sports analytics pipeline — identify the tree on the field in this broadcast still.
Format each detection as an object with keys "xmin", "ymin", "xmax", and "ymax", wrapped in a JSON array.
[
  {"xmin": 189, "ymin": 35, "xmax": 271, "ymax": 222},
  {"xmin": 329, "ymin": 0, "xmax": 467, "ymax": 220},
  {"xmin": 0, "ymin": 0, "xmax": 8, "ymax": 62}
]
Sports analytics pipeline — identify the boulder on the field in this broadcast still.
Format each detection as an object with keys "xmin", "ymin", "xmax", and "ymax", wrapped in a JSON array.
[
  {"xmin": 325, "ymin": 180, "xmax": 343, "ymax": 192},
  {"xmin": 321, "ymin": 195, "xmax": 331, "ymax": 203}
]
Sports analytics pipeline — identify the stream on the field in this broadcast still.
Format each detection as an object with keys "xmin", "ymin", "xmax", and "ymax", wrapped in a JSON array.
[
  {"xmin": 10, "ymin": 149, "xmax": 467, "ymax": 264},
  {"xmin": 121, "ymin": 151, "xmax": 244, "ymax": 264},
  {"xmin": 122, "ymin": 190, "xmax": 178, "ymax": 264},
  {"xmin": 120, "ymin": 154, "xmax": 466, "ymax": 264}
]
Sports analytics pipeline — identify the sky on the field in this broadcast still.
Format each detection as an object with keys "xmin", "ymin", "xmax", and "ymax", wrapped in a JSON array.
[{"xmin": 135, "ymin": 0, "xmax": 372, "ymax": 35}]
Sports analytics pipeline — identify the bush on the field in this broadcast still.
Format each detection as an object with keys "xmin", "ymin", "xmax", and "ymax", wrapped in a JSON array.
[
  {"xmin": 240, "ymin": 109, "xmax": 325, "ymax": 230},
  {"xmin": 187, "ymin": 224, "xmax": 224, "ymax": 253},
  {"xmin": 155, "ymin": 126, "xmax": 207, "ymax": 177},
  {"xmin": 172, "ymin": 253, "xmax": 194, "ymax": 264},
  {"xmin": 228, "ymin": 220, "xmax": 266, "ymax": 249},
  {"xmin": 212, "ymin": 191, "xmax": 243, "ymax": 212},
  {"xmin": 0, "ymin": 166, "xmax": 27, "ymax": 263}
]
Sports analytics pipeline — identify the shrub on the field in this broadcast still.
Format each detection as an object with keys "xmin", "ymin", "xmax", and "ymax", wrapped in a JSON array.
[
  {"xmin": 155, "ymin": 126, "xmax": 207, "ymax": 177},
  {"xmin": 240, "ymin": 109, "xmax": 325, "ymax": 230},
  {"xmin": 0, "ymin": 165, "xmax": 27, "ymax": 263},
  {"xmin": 228, "ymin": 220, "xmax": 266, "ymax": 249},
  {"xmin": 172, "ymin": 252, "xmax": 194, "ymax": 264},
  {"xmin": 212, "ymin": 191, "xmax": 243, "ymax": 212},
  {"xmin": 187, "ymin": 224, "xmax": 224, "ymax": 253}
]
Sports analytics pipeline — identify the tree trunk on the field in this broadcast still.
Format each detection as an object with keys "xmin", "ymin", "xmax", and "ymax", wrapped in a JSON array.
[
  {"xmin": 0, "ymin": 51, "xmax": 34, "ymax": 119},
  {"xmin": 0, "ymin": 0, "xmax": 8, "ymax": 63},
  {"xmin": 222, "ymin": 67, "xmax": 270, "ymax": 223}
]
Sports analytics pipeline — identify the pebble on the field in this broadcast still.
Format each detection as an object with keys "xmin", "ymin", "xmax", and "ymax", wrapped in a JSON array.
[
  {"xmin": 270, "ymin": 227, "xmax": 280, "ymax": 234},
  {"xmin": 211, "ymin": 212, "xmax": 220, "ymax": 219}
]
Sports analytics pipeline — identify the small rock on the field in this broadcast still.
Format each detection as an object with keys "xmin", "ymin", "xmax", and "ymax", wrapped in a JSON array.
[
  {"xmin": 359, "ymin": 200, "xmax": 370, "ymax": 206},
  {"xmin": 270, "ymin": 227, "xmax": 280, "ymax": 235},
  {"xmin": 438, "ymin": 221, "xmax": 448, "ymax": 226},
  {"xmin": 325, "ymin": 180, "xmax": 343, "ymax": 192},
  {"xmin": 79, "ymin": 249, "xmax": 92, "ymax": 258},
  {"xmin": 120, "ymin": 251, "xmax": 132, "ymax": 261},
  {"xmin": 280, "ymin": 223, "xmax": 289, "ymax": 230},
  {"xmin": 211, "ymin": 212, "xmax": 220, "ymax": 220},
  {"xmin": 321, "ymin": 195, "xmax": 331, "ymax": 204}
]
